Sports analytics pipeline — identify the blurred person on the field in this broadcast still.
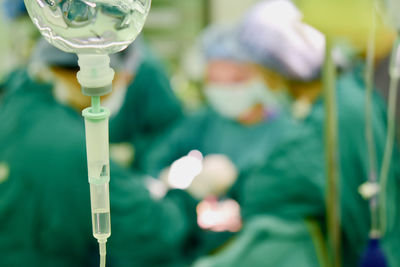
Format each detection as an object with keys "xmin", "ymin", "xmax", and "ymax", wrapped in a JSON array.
[
  {"xmin": 0, "ymin": 65, "xmax": 201, "ymax": 267},
  {"xmin": 141, "ymin": 0, "xmax": 400, "ymax": 266},
  {"xmin": 193, "ymin": 1, "xmax": 400, "ymax": 267},
  {"xmin": 135, "ymin": 1, "xmax": 327, "ymax": 265},
  {"xmin": 140, "ymin": 0, "xmax": 325, "ymax": 213}
]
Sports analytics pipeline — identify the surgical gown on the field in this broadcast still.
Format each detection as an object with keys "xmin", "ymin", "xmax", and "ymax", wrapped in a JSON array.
[
  {"xmin": 143, "ymin": 66, "xmax": 400, "ymax": 266},
  {"xmin": 197, "ymin": 66, "xmax": 400, "ymax": 266},
  {"xmin": 0, "ymin": 69, "xmax": 197, "ymax": 267},
  {"xmin": 109, "ymin": 52, "xmax": 183, "ymax": 169},
  {"xmin": 141, "ymin": 107, "xmax": 296, "ymax": 199}
]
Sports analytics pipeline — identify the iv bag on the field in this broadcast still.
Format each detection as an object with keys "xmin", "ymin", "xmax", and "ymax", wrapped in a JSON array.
[{"xmin": 24, "ymin": 0, "xmax": 151, "ymax": 54}]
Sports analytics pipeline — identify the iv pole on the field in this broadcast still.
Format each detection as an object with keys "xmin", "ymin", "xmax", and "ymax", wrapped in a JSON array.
[{"xmin": 323, "ymin": 37, "xmax": 341, "ymax": 267}]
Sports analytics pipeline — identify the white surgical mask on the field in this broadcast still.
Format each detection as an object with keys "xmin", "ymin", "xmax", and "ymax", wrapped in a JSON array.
[{"xmin": 205, "ymin": 79, "xmax": 283, "ymax": 119}]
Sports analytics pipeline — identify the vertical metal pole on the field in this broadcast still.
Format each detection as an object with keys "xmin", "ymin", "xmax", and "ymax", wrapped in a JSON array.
[
  {"xmin": 323, "ymin": 38, "xmax": 341, "ymax": 267},
  {"xmin": 365, "ymin": 2, "xmax": 379, "ymax": 236}
]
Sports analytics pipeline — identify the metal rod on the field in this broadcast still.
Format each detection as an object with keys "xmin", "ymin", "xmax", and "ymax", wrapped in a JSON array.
[{"xmin": 323, "ymin": 37, "xmax": 341, "ymax": 267}]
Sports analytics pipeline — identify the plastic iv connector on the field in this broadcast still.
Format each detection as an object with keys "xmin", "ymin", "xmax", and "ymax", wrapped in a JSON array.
[{"xmin": 24, "ymin": 1, "xmax": 151, "ymax": 266}]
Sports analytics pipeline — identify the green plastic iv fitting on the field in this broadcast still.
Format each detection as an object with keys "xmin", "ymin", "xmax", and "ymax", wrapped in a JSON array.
[
  {"xmin": 82, "ymin": 96, "xmax": 110, "ymax": 121},
  {"xmin": 92, "ymin": 96, "xmax": 101, "ymax": 113}
]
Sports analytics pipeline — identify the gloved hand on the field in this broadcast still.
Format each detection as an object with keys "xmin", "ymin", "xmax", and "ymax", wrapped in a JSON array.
[
  {"xmin": 187, "ymin": 154, "xmax": 238, "ymax": 199},
  {"xmin": 162, "ymin": 152, "xmax": 237, "ymax": 200},
  {"xmin": 160, "ymin": 150, "xmax": 204, "ymax": 189},
  {"xmin": 197, "ymin": 197, "xmax": 242, "ymax": 232}
]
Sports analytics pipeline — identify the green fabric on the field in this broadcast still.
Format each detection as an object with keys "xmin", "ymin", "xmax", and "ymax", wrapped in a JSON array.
[
  {"xmin": 193, "ymin": 216, "xmax": 319, "ymax": 267},
  {"xmin": 110, "ymin": 55, "xmax": 183, "ymax": 169},
  {"xmin": 0, "ymin": 69, "xmax": 196, "ymax": 267},
  {"xmin": 141, "ymin": 108, "xmax": 294, "ymax": 191},
  {"xmin": 238, "ymin": 66, "xmax": 400, "ymax": 267},
  {"xmin": 142, "ymin": 65, "xmax": 400, "ymax": 267},
  {"xmin": 138, "ymin": 100, "xmax": 299, "ymax": 258}
]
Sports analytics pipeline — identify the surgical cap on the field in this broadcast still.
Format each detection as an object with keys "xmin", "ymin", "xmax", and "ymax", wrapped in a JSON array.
[
  {"xmin": 238, "ymin": 0, "xmax": 326, "ymax": 81},
  {"xmin": 30, "ymin": 38, "xmax": 143, "ymax": 73},
  {"xmin": 2, "ymin": 0, "xmax": 26, "ymax": 20},
  {"xmin": 202, "ymin": 0, "xmax": 325, "ymax": 81},
  {"xmin": 201, "ymin": 25, "xmax": 253, "ymax": 63}
]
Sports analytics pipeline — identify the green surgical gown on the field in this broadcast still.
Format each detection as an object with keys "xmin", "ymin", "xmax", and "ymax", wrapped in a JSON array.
[
  {"xmin": 141, "ymin": 107, "xmax": 296, "ymax": 197},
  {"xmin": 236, "ymin": 66, "xmax": 400, "ymax": 266},
  {"xmin": 0, "ymin": 69, "xmax": 197, "ymax": 267},
  {"xmin": 110, "ymin": 54, "xmax": 183, "ymax": 169},
  {"xmin": 143, "ymin": 66, "xmax": 400, "ymax": 266}
]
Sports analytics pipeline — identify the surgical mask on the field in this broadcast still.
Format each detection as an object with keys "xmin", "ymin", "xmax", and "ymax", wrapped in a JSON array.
[{"xmin": 205, "ymin": 79, "xmax": 284, "ymax": 119}]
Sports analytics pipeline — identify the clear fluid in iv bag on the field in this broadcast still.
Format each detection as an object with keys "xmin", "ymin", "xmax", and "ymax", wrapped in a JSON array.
[
  {"xmin": 24, "ymin": 0, "xmax": 151, "ymax": 54},
  {"xmin": 92, "ymin": 209, "xmax": 111, "ymax": 240}
]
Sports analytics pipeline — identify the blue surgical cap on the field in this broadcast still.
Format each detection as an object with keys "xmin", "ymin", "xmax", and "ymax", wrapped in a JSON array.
[{"xmin": 201, "ymin": 25, "xmax": 253, "ymax": 64}]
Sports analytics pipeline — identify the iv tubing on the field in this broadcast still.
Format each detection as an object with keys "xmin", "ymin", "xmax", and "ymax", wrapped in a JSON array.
[
  {"xmin": 323, "ymin": 37, "xmax": 341, "ymax": 267},
  {"xmin": 92, "ymin": 96, "xmax": 101, "ymax": 113},
  {"xmin": 379, "ymin": 36, "xmax": 400, "ymax": 236},
  {"xmin": 365, "ymin": 2, "xmax": 379, "ymax": 235},
  {"xmin": 99, "ymin": 241, "xmax": 106, "ymax": 267}
]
